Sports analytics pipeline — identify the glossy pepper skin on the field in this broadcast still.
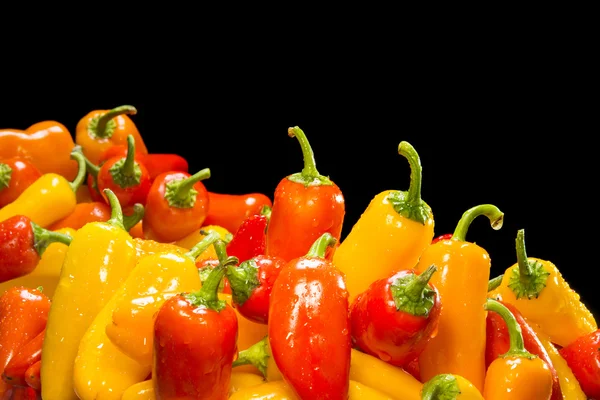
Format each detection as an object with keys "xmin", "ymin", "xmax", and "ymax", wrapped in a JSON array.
[
  {"xmin": 226, "ymin": 205, "xmax": 271, "ymax": 264},
  {"xmin": 333, "ymin": 141, "xmax": 434, "ymax": 303},
  {"xmin": 0, "ymin": 152, "xmax": 86, "ymax": 228},
  {"xmin": 142, "ymin": 168, "xmax": 211, "ymax": 242},
  {"xmin": 153, "ymin": 240, "xmax": 239, "ymax": 400},
  {"xmin": 48, "ymin": 201, "xmax": 111, "ymax": 231},
  {"xmin": 2, "ymin": 329, "xmax": 44, "ymax": 388},
  {"xmin": 0, "ymin": 158, "xmax": 42, "ymax": 208},
  {"xmin": 1, "ymin": 386, "xmax": 38, "ymax": 400},
  {"xmin": 0, "ymin": 120, "xmax": 79, "ymax": 181},
  {"xmin": 269, "ymin": 233, "xmax": 351, "ymax": 400},
  {"xmin": 559, "ymin": 329, "xmax": 600, "ymax": 399},
  {"xmin": 41, "ymin": 189, "xmax": 141, "ymax": 400},
  {"xmin": 101, "ymin": 144, "xmax": 189, "ymax": 180},
  {"xmin": 421, "ymin": 374, "xmax": 484, "ymax": 400},
  {"xmin": 75, "ymin": 105, "xmax": 148, "ymax": 166},
  {"xmin": 0, "ymin": 287, "xmax": 50, "ymax": 397},
  {"xmin": 204, "ymin": 191, "xmax": 273, "ymax": 235},
  {"xmin": 350, "ymin": 265, "xmax": 440, "ymax": 367},
  {"xmin": 265, "ymin": 126, "xmax": 345, "ymax": 263},
  {"xmin": 23, "ymin": 361, "xmax": 40, "ymax": 391},
  {"xmin": 417, "ymin": 204, "xmax": 504, "ymax": 392},
  {"xmin": 483, "ymin": 298, "xmax": 553, "ymax": 400},
  {"xmin": 485, "ymin": 299, "xmax": 562, "ymax": 400},
  {"xmin": 489, "ymin": 229, "xmax": 597, "ymax": 348}
]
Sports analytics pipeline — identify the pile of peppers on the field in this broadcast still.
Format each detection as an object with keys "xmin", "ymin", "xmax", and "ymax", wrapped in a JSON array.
[{"xmin": 0, "ymin": 107, "xmax": 598, "ymax": 400}]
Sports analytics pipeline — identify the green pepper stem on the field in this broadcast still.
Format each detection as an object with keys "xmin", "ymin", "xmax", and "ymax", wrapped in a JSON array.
[
  {"xmin": 515, "ymin": 229, "xmax": 533, "ymax": 277},
  {"xmin": 184, "ymin": 230, "xmax": 220, "ymax": 261},
  {"xmin": 260, "ymin": 205, "xmax": 272, "ymax": 219},
  {"xmin": 404, "ymin": 265, "xmax": 436, "ymax": 300},
  {"xmin": 488, "ymin": 274, "xmax": 504, "ymax": 292},
  {"xmin": 123, "ymin": 203, "xmax": 145, "ymax": 232},
  {"xmin": 305, "ymin": 232, "xmax": 336, "ymax": 258},
  {"xmin": 95, "ymin": 105, "xmax": 137, "ymax": 138},
  {"xmin": 421, "ymin": 374, "xmax": 460, "ymax": 400},
  {"xmin": 69, "ymin": 151, "xmax": 88, "ymax": 192},
  {"xmin": 485, "ymin": 298, "xmax": 534, "ymax": 359},
  {"xmin": 104, "ymin": 189, "xmax": 125, "ymax": 230},
  {"xmin": 452, "ymin": 204, "xmax": 504, "ymax": 242},
  {"xmin": 122, "ymin": 135, "xmax": 137, "ymax": 177},
  {"xmin": 0, "ymin": 163, "xmax": 12, "ymax": 191},
  {"xmin": 31, "ymin": 221, "xmax": 72, "ymax": 256},
  {"xmin": 398, "ymin": 141, "xmax": 423, "ymax": 207},
  {"xmin": 286, "ymin": 126, "xmax": 332, "ymax": 186},
  {"xmin": 196, "ymin": 240, "xmax": 239, "ymax": 303},
  {"xmin": 73, "ymin": 146, "xmax": 100, "ymax": 178},
  {"xmin": 165, "ymin": 168, "xmax": 210, "ymax": 208},
  {"xmin": 231, "ymin": 336, "xmax": 270, "ymax": 376}
]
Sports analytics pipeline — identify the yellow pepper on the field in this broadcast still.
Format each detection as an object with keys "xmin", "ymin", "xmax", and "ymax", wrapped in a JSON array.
[
  {"xmin": 228, "ymin": 380, "xmax": 393, "ymax": 400},
  {"xmin": 0, "ymin": 227, "xmax": 75, "ymax": 298},
  {"xmin": 332, "ymin": 141, "xmax": 434, "ymax": 302},
  {"xmin": 41, "ymin": 189, "xmax": 140, "ymax": 400},
  {"xmin": 133, "ymin": 237, "xmax": 187, "ymax": 259},
  {"xmin": 489, "ymin": 229, "xmax": 597, "ymax": 348},
  {"xmin": 122, "ymin": 380, "xmax": 155, "ymax": 400},
  {"xmin": 229, "ymin": 372, "xmax": 266, "ymax": 395},
  {"xmin": 0, "ymin": 151, "xmax": 86, "ymax": 227},
  {"xmin": 174, "ymin": 224, "xmax": 232, "ymax": 259},
  {"xmin": 421, "ymin": 374, "xmax": 484, "ymax": 400}
]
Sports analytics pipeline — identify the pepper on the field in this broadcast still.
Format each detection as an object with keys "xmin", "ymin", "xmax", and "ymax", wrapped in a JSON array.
[
  {"xmin": 485, "ymin": 299, "xmax": 562, "ymax": 400},
  {"xmin": 0, "ymin": 215, "xmax": 72, "ymax": 283},
  {"xmin": 350, "ymin": 265, "xmax": 441, "ymax": 367},
  {"xmin": 204, "ymin": 191, "xmax": 273, "ymax": 235},
  {"xmin": 421, "ymin": 374, "xmax": 484, "ymax": 400},
  {"xmin": 269, "ymin": 232, "xmax": 351, "ymax": 400},
  {"xmin": 1, "ymin": 387, "xmax": 38, "ymax": 400},
  {"xmin": 48, "ymin": 201, "xmax": 111, "ymax": 231},
  {"xmin": 558, "ymin": 329, "xmax": 600, "ymax": 399},
  {"xmin": 226, "ymin": 205, "xmax": 271, "ymax": 264},
  {"xmin": 483, "ymin": 298, "xmax": 553, "ymax": 400},
  {"xmin": 431, "ymin": 233, "xmax": 452, "ymax": 244},
  {"xmin": 488, "ymin": 229, "xmax": 597, "ymax": 347},
  {"xmin": 0, "ymin": 158, "xmax": 41, "ymax": 208},
  {"xmin": 265, "ymin": 126, "xmax": 345, "ymax": 262},
  {"xmin": 2, "ymin": 329, "xmax": 44, "ymax": 387},
  {"xmin": 100, "ymin": 144, "xmax": 189, "ymax": 180},
  {"xmin": 174, "ymin": 224, "xmax": 232, "ymax": 259},
  {"xmin": 23, "ymin": 362, "xmax": 40, "ymax": 391},
  {"xmin": 133, "ymin": 237, "xmax": 187, "ymax": 259},
  {"xmin": 75, "ymin": 105, "xmax": 148, "ymax": 166},
  {"xmin": 0, "ymin": 287, "xmax": 50, "ymax": 397},
  {"xmin": 197, "ymin": 258, "xmax": 231, "ymax": 294},
  {"xmin": 0, "ymin": 227, "xmax": 75, "ymax": 299},
  {"xmin": 226, "ymin": 253, "xmax": 286, "ymax": 324},
  {"xmin": 0, "ymin": 120, "xmax": 79, "ymax": 180},
  {"xmin": 228, "ymin": 373, "xmax": 265, "ymax": 395},
  {"xmin": 153, "ymin": 239, "xmax": 239, "ymax": 400},
  {"xmin": 75, "ymin": 184, "xmax": 94, "ymax": 203},
  {"xmin": 416, "ymin": 204, "xmax": 504, "ymax": 392},
  {"xmin": 142, "ymin": 168, "xmax": 211, "ymax": 242},
  {"xmin": 333, "ymin": 141, "xmax": 434, "ymax": 302},
  {"xmin": 41, "ymin": 189, "xmax": 140, "ymax": 400},
  {"xmin": 122, "ymin": 380, "xmax": 155, "ymax": 400},
  {"xmin": 0, "ymin": 151, "xmax": 86, "ymax": 227},
  {"xmin": 103, "ymin": 231, "xmax": 220, "ymax": 368}
]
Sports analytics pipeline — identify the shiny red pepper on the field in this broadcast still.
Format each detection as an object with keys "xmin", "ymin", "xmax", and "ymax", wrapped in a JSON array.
[
  {"xmin": 0, "ymin": 215, "xmax": 72, "ymax": 283},
  {"xmin": 559, "ymin": 328, "xmax": 600, "ymax": 399},
  {"xmin": 226, "ymin": 254, "xmax": 286, "ymax": 324},
  {"xmin": 0, "ymin": 158, "xmax": 42, "ymax": 209},
  {"xmin": 48, "ymin": 201, "xmax": 111, "ymax": 231},
  {"xmin": 23, "ymin": 361, "xmax": 40, "ymax": 392},
  {"xmin": 265, "ymin": 126, "xmax": 345, "ymax": 262},
  {"xmin": 268, "ymin": 233, "xmax": 351, "ymax": 400},
  {"xmin": 153, "ymin": 239, "xmax": 239, "ymax": 400},
  {"xmin": 485, "ymin": 299, "xmax": 562, "ymax": 400},
  {"xmin": 350, "ymin": 265, "xmax": 441, "ymax": 368},
  {"xmin": 197, "ymin": 258, "xmax": 231, "ymax": 294},
  {"xmin": 226, "ymin": 205, "xmax": 271, "ymax": 264},
  {"xmin": 101, "ymin": 145, "xmax": 189, "ymax": 180},
  {"xmin": 1, "ymin": 386, "xmax": 38, "ymax": 400},
  {"xmin": 204, "ymin": 192, "xmax": 273, "ymax": 235},
  {"xmin": 431, "ymin": 233, "xmax": 452, "ymax": 244},
  {"xmin": 142, "ymin": 168, "xmax": 211, "ymax": 243},
  {"xmin": 2, "ymin": 329, "xmax": 44, "ymax": 387}
]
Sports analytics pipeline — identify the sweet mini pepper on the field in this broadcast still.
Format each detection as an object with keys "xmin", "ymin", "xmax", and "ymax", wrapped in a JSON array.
[
  {"xmin": 2, "ymin": 328, "xmax": 44, "ymax": 388},
  {"xmin": 204, "ymin": 191, "xmax": 273, "ymax": 235},
  {"xmin": 0, "ymin": 158, "xmax": 41, "ymax": 208},
  {"xmin": 228, "ymin": 380, "xmax": 393, "ymax": 400},
  {"xmin": 421, "ymin": 374, "xmax": 484, "ymax": 400}
]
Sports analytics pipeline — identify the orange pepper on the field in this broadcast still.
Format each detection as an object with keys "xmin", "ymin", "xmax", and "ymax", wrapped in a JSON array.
[
  {"xmin": 75, "ymin": 105, "xmax": 148, "ymax": 166},
  {"xmin": 48, "ymin": 201, "xmax": 111, "ymax": 231},
  {"xmin": 0, "ymin": 121, "xmax": 78, "ymax": 181},
  {"xmin": 416, "ymin": 204, "xmax": 504, "ymax": 392},
  {"xmin": 75, "ymin": 184, "xmax": 94, "ymax": 203},
  {"xmin": 129, "ymin": 221, "xmax": 144, "ymax": 239}
]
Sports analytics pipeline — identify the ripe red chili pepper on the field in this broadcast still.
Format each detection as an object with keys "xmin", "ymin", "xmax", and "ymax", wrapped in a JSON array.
[
  {"xmin": 350, "ymin": 265, "xmax": 441, "ymax": 367},
  {"xmin": 142, "ymin": 168, "xmax": 211, "ymax": 243},
  {"xmin": 153, "ymin": 239, "xmax": 239, "ymax": 400},
  {"xmin": 100, "ymin": 145, "xmax": 189, "ymax": 180},
  {"xmin": 0, "ymin": 215, "xmax": 72, "ymax": 283},
  {"xmin": 23, "ymin": 361, "xmax": 40, "ymax": 391},
  {"xmin": 0, "ymin": 158, "xmax": 42, "ymax": 208},
  {"xmin": 197, "ymin": 258, "xmax": 231, "ymax": 294},
  {"xmin": 0, "ymin": 287, "xmax": 50, "ymax": 397},
  {"xmin": 48, "ymin": 201, "xmax": 111, "ymax": 231},
  {"xmin": 485, "ymin": 299, "xmax": 562, "ymax": 400},
  {"xmin": 268, "ymin": 232, "xmax": 351, "ymax": 400},
  {"xmin": 226, "ymin": 205, "xmax": 271, "ymax": 264},
  {"xmin": 226, "ymin": 253, "xmax": 286, "ymax": 324},
  {"xmin": 204, "ymin": 192, "xmax": 273, "ymax": 235},
  {"xmin": 265, "ymin": 126, "xmax": 345, "ymax": 262},
  {"xmin": 559, "ymin": 328, "xmax": 600, "ymax": 399},
  {"xmin": 431, "ymin": 233, "xmax": 452, "ymax": 244},
  {"xmin": 2, "ymin": 329, "xmax": 44, "ymax": 387}
]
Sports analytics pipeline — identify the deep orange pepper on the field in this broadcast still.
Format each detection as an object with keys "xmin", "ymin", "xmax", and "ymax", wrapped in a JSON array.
[
  {"xmin": 48, "ymin": 201, "xmax": 111, "ymax": 231},
  {"xmin": 204, "ymin": 192, "xmax": 273, "ymax": 235},
  {"xmin": 0, "ymin": 158, "xmax": 42, "ymax": 208}
]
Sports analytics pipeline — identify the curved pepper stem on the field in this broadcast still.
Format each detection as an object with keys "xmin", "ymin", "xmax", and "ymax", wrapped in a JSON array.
[
  {"xmin": 68, "ymin": 151, "xmax": 88, "ymax": 193},
  {"xmin": 123, "ymin": 204, "xmax": 145, "ymax": 232},
  {"xmin": 72, "ymin": 146, "xmax": 100, "ymax": 178},
  {"xmin": 452, "ymin": 204, "xmax": 504, "ymax": 242},
  {"xmin": 165, "ymin": 168, "xmax": 211, "ymax": 208},
  {"xmin": 507, "ymin": 229, "xmax": 550, "ymax": 299},
  {"xmin": 103, "ymin": 188, "xmax": 125, "ymax": 230},
  {"xmin": 231, "ymin": 336, "xmax": 270, "ymax": 376},
  {"xmin": 92, "ymin": 105, "xmax": 137, "ymax": 139},
  {"xmin": 260, "ymin": 204, "xmax": 272, "ymax": 220},
  {"xmin": 421, "ymin": 374, "xmax": 461, "ymax": 400},
  {"xmin": 226, "ymin": 259, "xmax": 261, "ymax": 306},
  {"xmin": 109, "ymin": 135, "xmax": 141, "ymax": 188},
  {"xmin": 305, "ymin": 232, "xmax": 337, "ymax": 258},
  {"xmin": 485, "ymin": 298, "xmax": 536, "ymax": 359},
  {"xmin": 31, "ymin": 221, "xmax": 72, "ymax": 256},
  {"xmin": 184, "ymin": 230, "xmax": 221, "ymax": 261},
  {"xmin": 0, "ymin": 163, "xmax": 11, "ymax": 191},
  {"xmin": 287, "ymin": 126, "xmax": 332, "ymax": 187},
  {"xmin": 488, "ymin": 274, "xmax": 504, "ymax": 292},
  {"xmin": 391, "ymin": 265, "xmax": 437, "ymax": 317}
]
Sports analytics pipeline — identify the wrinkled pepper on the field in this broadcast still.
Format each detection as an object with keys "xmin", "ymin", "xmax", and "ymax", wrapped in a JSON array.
[
  {"xmin": 41, "ymin": 189, "xmax": 140, "ymax": 400},
  {"xmin": 0, "ymin": 158, "xmax": 41, "ymax": 208},
  {"xmin": 204, "ymin": 191, "xmax": 272, "ymax": 235},
  {"xmin": 559, "ymin": 329, "xmax": 600, "ymax": 399},
  {"xmin": 75, "ymin": 105, "xmax": 148, "ymax": 166},
  {"xmin": 421, "ymin": 374, "xmax": 484, "ymax": 400},
  {"xmin": 0, "ymin": 151, "xmax": 86, "ymax": 227},
  {"xmin": 0, "ymin": 120, "xmax": 79, "ymax": 180},
  {"xmin": 416, "ymin": 204, "xmax": 504, "ymax": 392},
  {"xmin": 483, "ymin": 298, "xmax": 553, "ymax": 400},
  {"xmin": 265, "ymin": 126, "xmax": 345, "ymax": 262},
  {"xmin": 333, "ymin": 141, "xmax": 434, "ymax": 302},
  {"xmin": 226, "ymin": 205, "xmax": 271, "ymax": 264},
  {"xmin": 489, "ymin": 229, "xmax": 597, "ymax": 347},
  {"xmin": 48, "ymin": 201, "xmax": 111, "ymax": 231},
  {"xmin": 2, "ymin": 329, "xmax": 44, "ymax": 388}
]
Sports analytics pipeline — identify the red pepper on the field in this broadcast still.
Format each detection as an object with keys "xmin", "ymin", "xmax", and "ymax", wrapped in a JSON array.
[
  {"xmin": 142, "ymin": 168, "xmax": 211, "ymax": 243},
  {"xmin": 268, "ymin": 233, "xmax": 351, "ymax": 399},
  {"xmin": 265, "ymin": 126, "xmax": 345, "ymax": 262},
  {"xmin": 485, "ymin": 299, "xmax": 562, "ymax": 400},
  {"xmin": 204, "ymin": 192, "xmax": 273, "ymax": 235},
  {"xmin": 0, "ymin": 158, "xmax": 42, "ymax": 208},
  {"xmin": 226, "ymin": 254, "xmax": 286, "ymax": 324},
  {"xmin": 48, "ymin": 201, "xmax": 111, "ymax": 231},
  {"xmin": 197, "ymin": 258, "xmax": 231, "ymax": 294},
  {"xmin": 1, "ymin": 386, "xmax": 38, "ymax": 400},
  {"xmin": 153, "ymin": 239, "xmax": 239, "ymax": 399},
  {"xmin": 0, "ymin": 287, "xmax": 50, "ymax": 397},
  {"xmin": 403, "ymin": 357, "xmax": 421, "ymax": 381},
  {"xmin": 23, "ymin": 361, "xmax": 40, "ymax": 392},
  {"xmin": 0, "ymin": 215, "xmax": 72, "ymax": 283},
  {"xmin": 226, "ymin": 205, "xmax": 271, "ymax": 264},
  {"xmin": 431, "ymin": 233, "xmax": 452, "ymax": 244},
  {"xmin": 559, "ymin": 328, "xmax": 600, "ymax": 399},
  {"xmin": 101, "ymin": 145, "xmax": 189, "ymax": 180},
  {"xmin": 2, "ymin": 330, "xmax": 44, "ymax": 387}
]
